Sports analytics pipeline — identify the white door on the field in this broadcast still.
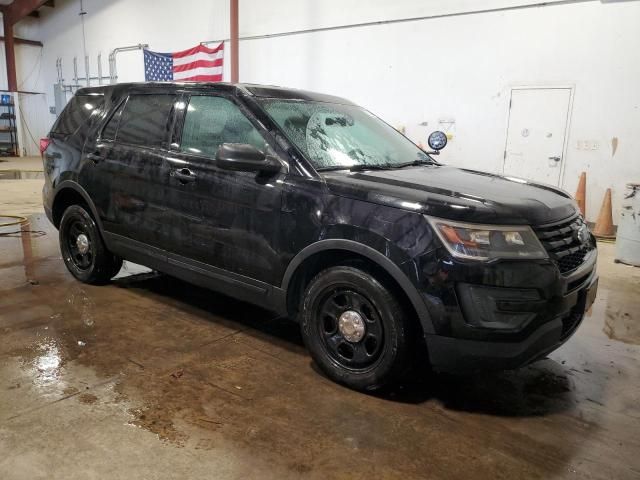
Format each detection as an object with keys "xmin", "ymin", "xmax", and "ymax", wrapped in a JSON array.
[{"xmin": 503, "ymin": 88, "xmax": 571, "ymax": 186}]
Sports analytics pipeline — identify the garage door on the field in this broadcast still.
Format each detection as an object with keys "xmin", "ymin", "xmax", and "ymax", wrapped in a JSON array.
[{"xmin": 503, "ymin": 88, "xmax": 572, "ymax": 186}]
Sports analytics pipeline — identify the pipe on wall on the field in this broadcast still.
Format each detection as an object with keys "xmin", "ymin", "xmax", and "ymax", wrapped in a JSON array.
[
  {"xmin": 203, "ymin": 0, "xmax": 605, "ymax": 47},
  {"xmin": 107, "ymin": 44, "xmax": 149, "ymax": 84}
]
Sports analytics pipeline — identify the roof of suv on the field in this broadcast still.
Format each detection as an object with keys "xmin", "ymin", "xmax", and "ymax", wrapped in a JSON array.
[{"xmin": 74, "ymin": 82, "xmax": 355, "ymax": 106}]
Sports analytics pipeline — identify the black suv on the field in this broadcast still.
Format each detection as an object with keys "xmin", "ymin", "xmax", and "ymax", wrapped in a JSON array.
[{"xmin": 42, "ymin": 82, "xmax": 598, "ymax": 391}]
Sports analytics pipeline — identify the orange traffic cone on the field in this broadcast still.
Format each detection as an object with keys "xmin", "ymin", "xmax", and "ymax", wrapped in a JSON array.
[
  {"xmin": 593, "ymin": 188, "xmax": 615, "ymax": 239},
  {"xmin": 575, "ymin": 172, "xmax": 586, "ymax": 217}
]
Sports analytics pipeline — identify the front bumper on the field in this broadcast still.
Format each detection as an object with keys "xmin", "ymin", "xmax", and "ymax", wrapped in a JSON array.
[{"xmin": 423, "ymin": 250, "xmax": 598, "ymax": 374}]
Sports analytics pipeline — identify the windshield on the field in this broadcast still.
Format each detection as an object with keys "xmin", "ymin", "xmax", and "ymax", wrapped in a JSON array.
[{"xmin": 258, "ymin": 99, "xmax": 433, "ymax": 170}]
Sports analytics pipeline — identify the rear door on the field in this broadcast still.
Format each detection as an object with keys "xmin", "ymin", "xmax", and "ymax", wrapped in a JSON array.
[
  {"xmin": 163, "ymin": 93, "xmax": 286, "ymax": 285},
  {"xmin": 47, "ymin": 93, "xmax": 105, "ymax": 176},
  {"xmin": 82, "ymin": 91, "xmax": 178, "ymax": 250}
]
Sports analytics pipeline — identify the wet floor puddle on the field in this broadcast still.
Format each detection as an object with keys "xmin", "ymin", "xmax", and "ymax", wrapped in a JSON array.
[{"xmin": 0, "ymin": 169, "xmax": 44, "ymax": 180}]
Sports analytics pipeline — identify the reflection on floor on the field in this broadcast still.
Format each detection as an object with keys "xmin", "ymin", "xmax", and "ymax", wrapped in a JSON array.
[{"xmin": 1, "ymin": 214, "xmax": 639, "ymax": 479}]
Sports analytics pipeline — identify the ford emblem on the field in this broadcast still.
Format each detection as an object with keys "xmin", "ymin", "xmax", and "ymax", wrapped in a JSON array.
[{"xmin": 574, "ymin": 224, "xmax": 588, "ymax": 243}]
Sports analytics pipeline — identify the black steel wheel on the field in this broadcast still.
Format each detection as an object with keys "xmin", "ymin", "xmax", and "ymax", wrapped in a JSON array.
[
  {"xmin": 64, "ymin": 218, "xmax": 93, "ymax": 270},
  {"xmin": 317, "ymin": 289, "xmax": 385, "ymax": 370},
  {"xmin": 59, "ymin": 204, "xmax": 122, "ymax": 284},
  {"xmin": 300, "ymin": 266, "xmax": 410, "ymax": 391}
]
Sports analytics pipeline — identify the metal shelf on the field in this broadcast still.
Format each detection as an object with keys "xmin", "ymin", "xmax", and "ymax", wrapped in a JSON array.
[{"xmin": 0, "ymin": 102, "xmax": 18, "ymax": 156}]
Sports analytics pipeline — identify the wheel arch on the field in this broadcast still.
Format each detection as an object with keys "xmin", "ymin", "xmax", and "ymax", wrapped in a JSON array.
[
  {"xmin": 281, "ymin": 239, "xmax": 435, "ymax": 335},
  {"xmin": 51, "ymin": 181, "xmax": 104, "ymax": 233}
]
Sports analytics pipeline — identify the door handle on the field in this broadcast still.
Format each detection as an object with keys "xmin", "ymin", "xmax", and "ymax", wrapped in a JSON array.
[
  {"xmin": 171, "ymin": 168, "xmax": 196, "ymax": 184},
  {"xmin": 549, "ymin": 156, "xmax": 562, "ymax": 162}
]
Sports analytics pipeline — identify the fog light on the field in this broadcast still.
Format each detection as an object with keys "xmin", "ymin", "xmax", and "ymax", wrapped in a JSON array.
[{"xmin": 457, "ymin": 284, "xmax": 543, "ymax": 330}]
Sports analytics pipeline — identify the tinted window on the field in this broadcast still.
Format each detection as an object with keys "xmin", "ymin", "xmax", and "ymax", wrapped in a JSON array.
[
  {"xmin": 101, "ymin": 101, "xmax": 125, "ymax": 141},
  {"xmin": 116, "ymin": 94, "xmax": 176, "ymax": 147},
  {"xmin": 180, "ymin": 96, "xmax": 265, "ymax": 157},
  {"xmin": 51, "ymin": 94, "xmax": 104, "ymax": 136}
]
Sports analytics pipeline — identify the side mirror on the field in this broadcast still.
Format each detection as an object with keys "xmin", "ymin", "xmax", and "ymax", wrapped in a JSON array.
[
  {"xmin": 427, "ymin": 131, "xmax": 448, "ymax": 152},
  {"xmin": 216, "ymin": 143, "xmax": 282, "ymax": 173}
]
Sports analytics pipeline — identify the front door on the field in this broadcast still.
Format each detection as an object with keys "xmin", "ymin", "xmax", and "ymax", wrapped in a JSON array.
[
  {"xmin": 503, "ymin": 88, "xmax": 571, "ymax": 186},
  {"xmin": 164, "ymin": 93, "xmax": 285, "ymax": 286}
]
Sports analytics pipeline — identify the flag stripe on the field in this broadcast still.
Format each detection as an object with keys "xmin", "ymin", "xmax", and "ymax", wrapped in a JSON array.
[
  {"xmin": 178, "ymin": 74, "xmax": 224, "ymax": 82},
  {"xmin": 174, "ymin": 66, "xmax": 223, "ymax": 80},
  {"xmin": 173, "ymin": 43, "xmax": 223, "ymax": 59},
  {"xmin": 172, "ymin": 49, "xmax": 224, "ymax": 67},
  {"xmin": 173, "ymin": 59, "xmax": 223, "ymax": 73}
]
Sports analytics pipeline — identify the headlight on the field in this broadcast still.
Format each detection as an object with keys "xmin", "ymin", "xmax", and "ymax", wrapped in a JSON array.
[{"xmin": 426, "ymin": 216, "xmax": 548, "ymax": 260}]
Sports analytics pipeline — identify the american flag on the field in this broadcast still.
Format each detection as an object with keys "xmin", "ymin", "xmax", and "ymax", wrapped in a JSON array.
[{"xmin": 143, "ymin": 42, "xmax": 224, "ymax": 82}]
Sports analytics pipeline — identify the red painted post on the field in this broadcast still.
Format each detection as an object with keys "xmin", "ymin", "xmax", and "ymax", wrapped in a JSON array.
[
  {"xmin": 2, "ymin": 0, "xmax": 50, "ymax": 92},
  {"xmin": 230, "ymin": 0, "xmax": 239, "ymax": 83},
  {"xmin": 3, "ymin": 17, "xmax": 17, "ymax": 92}
]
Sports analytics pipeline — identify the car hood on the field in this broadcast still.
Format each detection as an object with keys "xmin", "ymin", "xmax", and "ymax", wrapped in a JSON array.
[{"xmin": 321, "ymin": 164, "xmax": 577, "ymax": 225}]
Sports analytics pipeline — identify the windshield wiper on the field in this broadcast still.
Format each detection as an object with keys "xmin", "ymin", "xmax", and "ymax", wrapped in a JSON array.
[
  {"xmin": 348, "ymin": 164, "xmax": 394, "ymax": 172},
  {"xmin": 395, "ymin": 159, "xmax": 436, "ymax": 168},
  {"xmin": 316, "ymin": 164, "xmax": 395, "ymax": 172},
  {"xmin": 315, "ymin": 166, "xmax": 351, "ymax": 172}
]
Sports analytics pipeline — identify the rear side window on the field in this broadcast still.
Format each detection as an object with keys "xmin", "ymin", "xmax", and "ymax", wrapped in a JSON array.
[
  {"xmin": 115, "ymin": 94, "xmax": 176, "ymax": 147},
  {"xmin": 180, "ymin": 96, "xmax": 266, "ymax": 157},
  {"xmin": 51, "ymin": 94, "xmax": 104, "ymax": 136}
]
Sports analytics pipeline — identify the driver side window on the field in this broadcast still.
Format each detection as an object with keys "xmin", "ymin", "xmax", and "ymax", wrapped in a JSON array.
[{"xmin": 180, "ymin": 96, "xmax": 266, "ymax": 158}]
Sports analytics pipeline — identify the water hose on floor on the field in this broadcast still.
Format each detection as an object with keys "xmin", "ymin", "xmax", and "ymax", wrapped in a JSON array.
[
  {"xmin": 0, "ymin": 214, "xmax": 27, "ymax": 227},
  {"xmin": 0, "ymin": 215, "xmax": 46, "ymax": 237}
]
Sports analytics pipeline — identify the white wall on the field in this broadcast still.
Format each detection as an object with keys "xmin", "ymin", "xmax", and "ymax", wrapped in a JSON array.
[{"xmin": 11, "ymin": 0, "xmax": 640, "ymax": 222}]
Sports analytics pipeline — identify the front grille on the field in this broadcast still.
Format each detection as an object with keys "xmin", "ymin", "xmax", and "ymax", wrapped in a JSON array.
[
  {"xmin": 534, "ymin": 215, "xmax": 594, "ymax": 275},
  {"xmin": 557, "ymin": 246, "xmax": 590, "ymax": 273}
]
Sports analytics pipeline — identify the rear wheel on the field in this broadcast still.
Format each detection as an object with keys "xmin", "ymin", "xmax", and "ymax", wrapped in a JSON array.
[
  {"xmin": 300, "ymin": 266, "xmax": 410, "ymax": 391},
  {"xmin": 59, "ymin": 205, "xmax": 122, "ymax": 284}
]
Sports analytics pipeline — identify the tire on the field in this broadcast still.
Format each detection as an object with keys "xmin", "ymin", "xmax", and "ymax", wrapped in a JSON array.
[
  {"xmin": 59, "ymin": 204, "xmax": 122, "ymax": 285},
  {"xmin": 300, "ymin": 266, "xmax": 410, "ymax": 391}
]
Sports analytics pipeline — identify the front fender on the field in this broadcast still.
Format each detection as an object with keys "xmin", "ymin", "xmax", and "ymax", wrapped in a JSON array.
[{"xmin": 281, "ymin": 238, "xmax": 435, "ymax": 334}]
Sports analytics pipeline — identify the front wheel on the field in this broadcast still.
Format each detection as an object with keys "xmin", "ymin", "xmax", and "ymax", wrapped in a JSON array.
[
  {"xmin": 300, "ymin": 266, "xmax": 410, "ymax": 391},
  {"xmin": 59, "ymin": 205, "xmax": 122, "ymax": 285}
]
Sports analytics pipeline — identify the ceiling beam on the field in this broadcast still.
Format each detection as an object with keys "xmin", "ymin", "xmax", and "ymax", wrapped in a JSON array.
[
  {"xmin": 2, "ymin": 0, "xmax": 52, "ymax": 25},
  {"xmin": 0, "ymin": 35, "xmax": 43, "ymax": 47}
]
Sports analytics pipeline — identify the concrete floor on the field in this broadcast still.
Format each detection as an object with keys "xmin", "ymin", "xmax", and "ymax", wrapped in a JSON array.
[
  {"xmin": 0, "ymin": 156, "xmax": 45, "ymax": 218},
  {"xmin": 1, "ymin": 160, "xmax": 640, "ymax": 479}
]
